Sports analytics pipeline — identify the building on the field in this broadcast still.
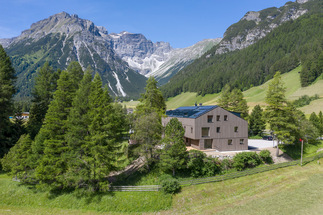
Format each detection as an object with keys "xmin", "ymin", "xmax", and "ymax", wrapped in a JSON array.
[{"xmin": 162, "ymin": 105, "xmax": 248, "ymax": 151}]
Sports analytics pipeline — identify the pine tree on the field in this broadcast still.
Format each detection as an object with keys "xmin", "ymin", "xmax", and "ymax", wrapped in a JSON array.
[
  {"xmin": 64, "ymin": 68, "xmax": 93, "ymax": 188},
  {"xmin": 217, "ymin": 85, "xmax": 249, "ymax": 120},
  {"xmin": 83, "ymin": 73, "xmax": 126, "ymax": 191},
  {"xmin": 217, "ymin": 84, "xmax": 231, "ymax": 110},
  {"xmin": 249, "ymin": 105, "xmax": 265, "ymax": 136},
  {"xmin": 34, "ymin": 69, "xmax": 80, "ymax": 187},
  {"xmin": 309, "ymin": 112, "xmax": 321, "ymax": 134},
  {"xmin": 265, "ymin": 72, "xmax": 296, "ymax": 156},
  {"xmin": 136, "ymin": 77, "xmax": 166, "ymax": 116},
  {"xmin": 1, "ymin": 134, "xmax": 33, "ymax": 180},
  {"xmin": 229, "ymin": 88, "xmax": 249, "ymax": 119},
  {"xmin": 27, "ymin": 62, "xmax": 59, "ymax": 139},
  {"xmin": 319, "ymin": 111, "xmax": 323, "ymax": 137},
  {"xmin": 131, "ymin": 112, "xmax": 162, "ymax": 171},
  {"xmin": 160, "ymin": 118, "xmax": 188, "ymax": 176},
  {"xmin": 0, "ymin": 45, "xmax": 16, "ymax": 158}
]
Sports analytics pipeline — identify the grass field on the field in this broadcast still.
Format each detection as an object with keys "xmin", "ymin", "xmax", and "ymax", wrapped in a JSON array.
[
  {"xmin": 0, "ymin": 173, "xmax": 172, "ymax": 214},
  {"xmin": 1, "ymin": 158, "xmax": 322, "ymax": 215},
  {"xmin": 165, "ymin": 66, "xmax": 323, "ymax": 114}
]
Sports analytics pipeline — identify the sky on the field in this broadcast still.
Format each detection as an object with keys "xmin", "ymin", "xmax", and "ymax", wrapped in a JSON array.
[{"xmin": 0, "ymin": 0, "xmax": 290, "ymax": 48}]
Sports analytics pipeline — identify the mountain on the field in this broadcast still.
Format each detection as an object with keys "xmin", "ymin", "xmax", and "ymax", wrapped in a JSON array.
[
  {"xmin": 109, "ymin": 32, "xmax": 220, "ymax": 84},
  {"xmin": 215, "ymin": 0, "xmax": 310, "ymax": 55},
  {"xmin": 109, "ymin": 31, "xmax": 172, "ymax": 76},
  {"xmin": 0, "ymin": 12, "xmax": 147, "ymax": 100},
  {"xmin": 150, "ymin": 39, "xmax": 221, "ymax": 85},
  {"xmin": 161, "ymin": 0, "xmax": 323, "ymax": 98}
]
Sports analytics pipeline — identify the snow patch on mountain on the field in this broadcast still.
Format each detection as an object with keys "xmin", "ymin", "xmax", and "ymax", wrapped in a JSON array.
[{"xmin": 112, "ymin": 71, "xmax": 127, "ymax": 97}]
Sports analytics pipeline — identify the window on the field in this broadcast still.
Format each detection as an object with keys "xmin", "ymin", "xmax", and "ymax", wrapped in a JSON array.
[
  {"xmin": 207, "ymin": 115, "xmax": 213, "ymax": 123},
  {"xmin": 216, "ymin": 127, "xmax": 220, "ymax": 133},
  {"xmin": 234, "ymin": 126, "xmax": 238, "ymax": 132},
  {"xmin": 240, "ymin": 139, "xmax": 244, "ymax": 144},
  {"xmin": 228, "ymin": 139, "xmax": 232, "ymax": 145},
  {"xmin": 202, "ymin": 127, "xmax": 210, "ymax": 137},
  {"xmin": 216, "ymin": 115, "xmax": 220, "ymax": 121},
  {"xmin": 191, "ymin": 127, "xmax": 193, "ymax": 133},
  {"xmin": 224, "ymin": 115, "xmax": 228, "ymax": 121}
]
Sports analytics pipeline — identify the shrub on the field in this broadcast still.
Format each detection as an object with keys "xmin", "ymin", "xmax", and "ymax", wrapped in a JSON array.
[
  {"xmin": 161, "ymin": 178, "xmax": 181, "ymax": 194},
  {"xmin": 233, "ymin": 152, "xmax": 263, "ymax": 171},
  {"xmin": 202, "ymin": 157, "xmax": 222, "ymax": 177},
  {"xmin": 259, "ymin": 150, "xmax": 273, "ymax": 164},
  {"xmin": 187, "ymin": 150, "xmax": 207, "ymax": 177},
  {"xmin": 221, "ymin": 158, "xmax": 234, "ymax": 171}
]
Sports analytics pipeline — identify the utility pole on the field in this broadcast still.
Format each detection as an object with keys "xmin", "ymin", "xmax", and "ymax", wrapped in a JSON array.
[{"xmin": 300, "ymin": 138, "xmax": 304, "ymax": 166}]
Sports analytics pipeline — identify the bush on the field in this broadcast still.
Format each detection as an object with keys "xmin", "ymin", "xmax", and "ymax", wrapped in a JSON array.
[
  {"xmin": 202, "ymin": 157, "xmax": 222, "ymax": 177},
  {"xmin": 233, "ymin": 152, "xmax": 263, "ymax": 171},
  {"xmin": 259, "ymin": 150, "xmax": 273, "ymax": 164},
  {"xmin": 187, "ymin": 150, "xmax": 207, "ymax": 177},
  {"xmin": 221, "ymin": 158, "xmax": 234, "ymax": 171},
  {"xmin": 161, "ymin": 178, "xmax": 181, "ymax": 194}
]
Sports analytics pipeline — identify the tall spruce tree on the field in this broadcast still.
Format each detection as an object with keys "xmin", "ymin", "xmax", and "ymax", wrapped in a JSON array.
[
  {"xmin": 309, "ymin": 112, "xmax": 321, "ymax": 135},
  {"xmin": 64, "ymin": 68, "xmax": 93, "ymax": 188},
  {"xmin": 136, "ymin": 77, "xmax": 166, "ymax": 116},
  {"xmin": 319, "ymin": 111, "xmax": 323, "ymax": 137},
  {"xmin": 1, "ymin": 134, "xmax": 33, "ymax": 181},
  {"xmin": 131, "ymin": 112, "xmax": 162, "ymax": 171},
  {"xmin": 249, "ymin": 105, "xmax": 266, "ymax": 136},
  {"xmin": 229, "ymin": 88, "xmax": 249, "ymax": 119},
  {"xmin": 160, "ymin": 118, "xmax": 188, "ymax": 176},
  {"xmin": 84, "ymin": 73, "xmax": 126, "ymax": 191},
  {"xmin": 217, "ymin": 85, "xmax": 249, "ymax": 120},
  {"xmin": 34, "ymin": 68, "xmax": 82, "ymax": 187},
  {"xmin": 27, "ymin": 62, "xmax": 59, "ymax": 139},
  {"xmin": 265, "ymin": 72, "xmax": 296, "ymax": 156},
  {"xmin": 0, "ymin": 45, "xmax": 16, "ymax": 158},
  {"xmin": 217, "ymin": 84, "xmax": 231, "ymax": 110}
]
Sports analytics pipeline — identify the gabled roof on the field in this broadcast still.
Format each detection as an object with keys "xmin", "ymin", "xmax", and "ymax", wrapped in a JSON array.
[{"xmin": 165, "ymin": 105, "xmax": 218, "ymax": 119}]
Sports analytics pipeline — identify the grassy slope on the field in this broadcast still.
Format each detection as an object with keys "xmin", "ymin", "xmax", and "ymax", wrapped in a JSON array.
[
  {"xmin": 159, "ymin": 158, "xmax": 323, "ymax": 215},
  {"xmin": 1, "ymin": 158, "xmax": 322, "ymax": 215},
  {"xmin": 165, "ymin": 66, "xmax": 323, "ymax": 114},
  {"xmin": 0, "ymin": 173, "xmax": 171, "ymax": 214}
]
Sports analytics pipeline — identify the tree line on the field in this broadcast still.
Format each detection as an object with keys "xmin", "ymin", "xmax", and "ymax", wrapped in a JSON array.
[{"xmin": 161, "ymin": 12, "xmax": 323, "ymax": 98}]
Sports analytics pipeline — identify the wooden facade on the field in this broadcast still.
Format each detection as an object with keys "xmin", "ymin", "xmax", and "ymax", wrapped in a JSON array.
[{"xmin": 162, "ymin": 106, "xmax": 248, "ymax": 151}]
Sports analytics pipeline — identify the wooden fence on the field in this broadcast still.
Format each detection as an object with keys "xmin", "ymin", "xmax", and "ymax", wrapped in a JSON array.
[
  {"xmin": 179, "ymin": 152, "xmax": 323, "ymax": 186},
  {"xmin": 109, "ymin": 185, "xmax": 161, "ymax": 192},
  {"xmin": 108, "ymin": 152, "xmax": 323, "ymax": 191}
]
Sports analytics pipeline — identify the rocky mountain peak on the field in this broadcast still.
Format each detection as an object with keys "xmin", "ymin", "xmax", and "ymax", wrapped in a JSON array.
[
  {"xmin": 242, "ymin": 11, "xmax": 261, "ymax": 23},
  {"xmin": 18, "ymin": 11, "xmax": 102, "ymax": 41},
  {"xmin": 296, "ymin": 0, "xmax": 310, "ymax": 3}
]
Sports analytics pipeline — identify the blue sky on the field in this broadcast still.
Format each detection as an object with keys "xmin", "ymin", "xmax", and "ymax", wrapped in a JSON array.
[{"xmin": 1, "ymin": 0, "xmax": 289, "ymax": 48}]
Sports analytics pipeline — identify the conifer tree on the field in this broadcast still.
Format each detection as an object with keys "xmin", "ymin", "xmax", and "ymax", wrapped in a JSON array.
[
  {"xmin": 0, "ymin": 45, "xmax": 16, "ymax": 158},
  {"xmin": 1, "ymin": 134, "xmax": 33, "ymax": 181},
  {"xmin": 83, "ymin": 73, "xmax": 126, "ymax": 191},
  {"xmin": 27, "ymin": 62, "xmax": 59, "ymax": 139},
  {"xmin": 217, "ymin": 85, "xmax": 249, "ymax": 119},
  {"xmin": 229, "ymin": 88, "xmax": 249, "ymax": 119},
  {"xmin": 160, "ymin": 118, "xmax": 188, "ymax": 176},
  {"xmin": 136, "ymin": 77, "xmax": 166, "ymax": 116},
  {"xmin": 249, "ymin": 105, "xmax": 265, "ymax": 136},
  {"xmin": 34, "ymin": 69, "xmax": 81, "ymax": 187},
  {"xmin": 319, "ymin": 111, "xmax": 323, "ymax": 137},
  {"xmin": 131, "ymin": 112, "xmax": 162, "ymax": 171},
  {"xmin": 309, "ymin": 112, "xmax": 321, "ymax": 135},
  {"xmin": 217, "ymin": 84, "xmax": 231, "ymax": 110},
  {"xmin": 64, "ymin": 68, "xmax": 93, "ymax": 188},
  {"xmin": 265, "ymin": 72, "xmax": 296, "ymax": 156}
]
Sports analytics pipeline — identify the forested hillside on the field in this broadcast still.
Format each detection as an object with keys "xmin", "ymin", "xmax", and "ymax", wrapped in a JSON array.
[{"xmin": 161, "ymin": 8, "xmax": 323, "ymax": 98}]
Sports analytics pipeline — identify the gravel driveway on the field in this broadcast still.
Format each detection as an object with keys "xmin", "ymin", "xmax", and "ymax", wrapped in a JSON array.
[{"xmin": 248, "ymin": 139, "xmax": 278, "ymax": 149}]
